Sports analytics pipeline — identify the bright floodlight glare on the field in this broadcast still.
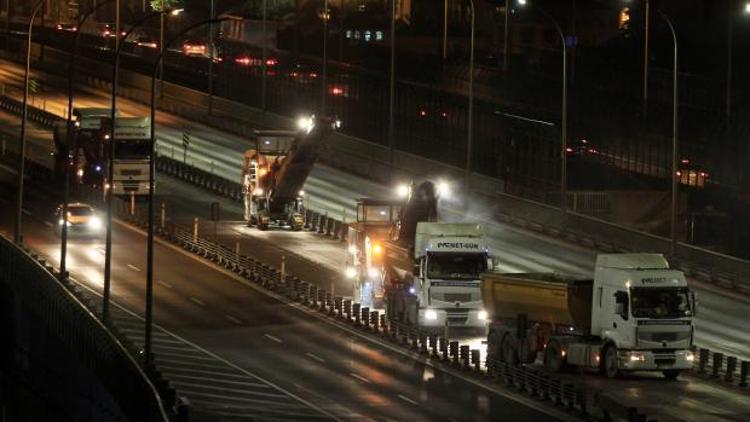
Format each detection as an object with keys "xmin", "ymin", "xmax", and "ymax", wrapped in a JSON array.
[
  {"xmin": 425, "ymin": 309, "xmax": 438, "ymax": 321},
  {"xmin": 297, "ymin": 115, "xmax": 315, "ymax": 133},
  {"xmin": 396, "ymin": 184, "xmax": 410, "ymax": 198},
  {"xmin": 436, "ymin": 181, "xmax": 451, "ymax": 199}
]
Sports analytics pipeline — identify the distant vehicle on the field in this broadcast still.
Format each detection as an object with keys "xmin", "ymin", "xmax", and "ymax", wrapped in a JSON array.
[
  {"xmin": 136, "ymin": 36, "xmax": 159, "ymax": 49},
  {"xmin": 677, "ymin": 158, "xmax": 709, "ymax": 188},
  {"xmin": 109, "ymin": 117, "xmax": 152, "ymax": 197},
  {"xmin": 98, "ymin": 23, "xmax": 118, "ymax": 38},
  {"xmin": 56, "ymin": 23, "xmax": 77, "ymax": 32},
  {"xmin": 234, "ymin": 53, "xmax": 278, "ymax": 68},
  {"xmin": 566, "ymin": 138, "xmax": 599, "ymax": 156},
  {"xmin": 288, "ymin": 64, "xmax": 319, "ymax": 83},
  {"xmin": 182, "ymin": 40, "xmax": 207, "ymax": 56},
  {"xmin": 56, "ymin": 203, "xmax": 102, "ymax": 234}
]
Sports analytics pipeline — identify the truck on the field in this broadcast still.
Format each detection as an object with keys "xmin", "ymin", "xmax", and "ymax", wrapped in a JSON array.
[
  {"xmin": 241, "ymin": 116, "xmax": 333, "ymax": 230},
  {"xmin": 108, "ymin": 117, "xmax": 151, "ymax": 196},
  {"xmin": 348, "ymin": 181, "xmax": 490, "ymax": 329},
  {"xmin": 52, "ymin": 108, "xmax": 111, "ymax": 187},
  {"xmin": 482, "ymin": 253, "xmax": 696, "ymax": 379}
]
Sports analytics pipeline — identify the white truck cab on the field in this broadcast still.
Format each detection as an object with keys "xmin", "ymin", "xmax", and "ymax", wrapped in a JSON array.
[
  {"xmin": 591, "ymin": 254, "xmax": 695, "ymax": 378},
  {"xmin": 412, "ymin": 223, "xmax": 489, "ymax": 328}
]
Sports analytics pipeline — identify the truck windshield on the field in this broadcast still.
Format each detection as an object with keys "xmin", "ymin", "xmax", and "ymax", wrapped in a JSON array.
[
  {"xmin": 631, "ymin": 287, "xmax": 691, "ymax": 318},
  {"xmin": 115, "ymin": 140, "xmax": 150, "ymax": 159},
  {"xmin": 426, "ymin": 253, "xmax": 486, "ymax": 280}
]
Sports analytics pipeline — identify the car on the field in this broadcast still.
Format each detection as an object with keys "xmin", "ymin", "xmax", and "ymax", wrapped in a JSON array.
[
  {"xmin": 99, "ymin": 23, "xmax": 118, "ymax": 38},
  {"xmin": 182, "ymin": 40, "xmax": 208, "ymax": 56},
  {"xmin": 566, "ymin": 138, "xmax": 599, "ymax": 156},
  {"xmin": 288, "ymin": 64, "xmax": 319, "ymax": 83},
  {"xmin": 56, "ymin": 23, "xmax": 77, "ymax": 32},
  {"xmin": 56, "ymin": 203, "xmax": 102, "ymax": 235},
  {"xmin": 136, "ymin": 36, "xmax": 159, "ymax": 49}
]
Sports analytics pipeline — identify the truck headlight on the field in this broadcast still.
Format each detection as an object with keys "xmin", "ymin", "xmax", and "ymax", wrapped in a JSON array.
[
  {"xmin": 629, "ymin": 352, "xmax": 646, "ymax": 362},
  {"xmin": 345, "ymin": 267, "xmax": 357, "ymax": 279},
  {"xmin": 685, "ymin": 351, "xmax": 695, "ymax": 362},
  {"xmin": 348, "ymin": 245, "xmax": 357, "ymax": 255},
  {"xmin": 425, "ymin": 309, "xmax": 438, "ymax": 321},
  {"xmin": 478, "ymin": 310, "xmax": 488, "ymax": 321},
  {"xmin": 88, "ymin": 216, "xmax": 102, "ymax": 230}
]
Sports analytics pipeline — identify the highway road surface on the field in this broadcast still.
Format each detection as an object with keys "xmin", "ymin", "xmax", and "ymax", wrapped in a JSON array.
[
  {"xmin": 0, "ymin": 172, "xmax": 573, "ymax": 422},
  {"xmin": 1, "ymin": 57, "xmax": 747, "ymax": 362}
]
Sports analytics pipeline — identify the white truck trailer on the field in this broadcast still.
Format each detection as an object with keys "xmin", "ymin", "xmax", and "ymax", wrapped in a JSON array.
[{"xmin": 483, "ymin": 253, "xmax": 696, "ymax": 379}]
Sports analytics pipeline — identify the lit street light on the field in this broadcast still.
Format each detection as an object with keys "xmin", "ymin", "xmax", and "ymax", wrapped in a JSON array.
[
  {"xmin": 14, "ymin": 0, "xmax": 46, "ymax": 245},
  {"xmin": 516, "ymin": 1, "xmax": 568, "ymax": 213},
  {"xmin": 104, "ymin": 5, "xmax": 182, "ymax": 323}
]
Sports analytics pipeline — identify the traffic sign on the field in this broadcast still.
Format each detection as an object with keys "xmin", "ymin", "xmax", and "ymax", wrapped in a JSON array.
[
  {"xmin": 182, "ymin": 131, "xmax": 191, "ymax": 148},
  {"xmin": 28, "ymin": 79, "xmax": 39, "ymax": 94}
]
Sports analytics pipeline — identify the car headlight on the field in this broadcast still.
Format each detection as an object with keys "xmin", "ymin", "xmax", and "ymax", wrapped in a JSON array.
[
  {"xmin": 88, "ymin": 216, "xmax": 102, "ymax": 229},
  {"xmin": 478, "ymin": 310, "xmax": 488, "ymax": 321},
  {"xmin": 425, "ymin": 309, "xmax": 438, "ymax": 321}
]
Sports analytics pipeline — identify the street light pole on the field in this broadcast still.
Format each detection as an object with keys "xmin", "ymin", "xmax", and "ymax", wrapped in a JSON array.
[
  {"xmin": 147, "ymin": 16, "xmax": 233, "ymax": 363},
  {"xmin": 503, "ymin": 0, "xmax": 510, "ymax": 73},
  {"xmin": 105, "ymin": 6, "xmax": 172, "ymax": 323},
  {"xmin": 14, "ymin": 0, "xmax": 46, "ymax": 245},
  {"xmin": 465, "ymin": 0, "xmax": 475, "ymax": 190},
  {"xmin": 208, "ymin": 0, "xmax": 215, "ymax": 114},
  {"xmin": 518, "ymin": 1, "xmax": 567, "ymax": 212},
  {"xmin": 643, "ymin": 0, "xmax": 650, "ymax": 105},
  {"xmin": 261, "ymin": 0, "xmax": 267, "ymax": 112},
  {"xmin": 61, "ymin": 0, "xmax": 116, "ymax": 279},
  {"xmin": 657, "ymin": 10, "xmax": 678, "ymax": 257},
  {"xmin": 443, "ymin": 0, "xmax": 448, "ymax": 60},
  {"xmin": 388, "ymin": 0, "xmax": 396, "ymax": 177},
  {"xmin": 321, "ymin": 0, "xmax": 329, "ymax": 114}
]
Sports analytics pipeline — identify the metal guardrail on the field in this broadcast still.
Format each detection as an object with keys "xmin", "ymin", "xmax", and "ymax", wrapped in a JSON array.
[{"xmin": 0, "ymin": 235, "xmax": 168, "ymax": 422}]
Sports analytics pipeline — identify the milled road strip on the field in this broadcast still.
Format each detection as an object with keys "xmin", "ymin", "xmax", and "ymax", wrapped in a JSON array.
[{"xmin": 113, "ymin": 217, "xmax": 581, "ymax": 422}]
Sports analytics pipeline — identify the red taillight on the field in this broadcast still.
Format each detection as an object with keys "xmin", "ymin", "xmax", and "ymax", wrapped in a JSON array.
[
  {"xmin": 330, "ymin": 86, "xmax": 344, "ymax": 96},
  {"xmin": 266, "ymin": 58, "xmax": 278, "ymax": 66}
]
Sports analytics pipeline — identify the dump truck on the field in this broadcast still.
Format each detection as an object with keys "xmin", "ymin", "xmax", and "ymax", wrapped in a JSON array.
[
  {"xmin": 348, "ymin": 181, "xmax": 490, "ymax": 328},
  {"xmin": 482, "ymin": 253, "xmax": 696, "ymax": 379},
  {"xmin": 241, "ymin": 116, "xmax": 334, "ymax": 230}
]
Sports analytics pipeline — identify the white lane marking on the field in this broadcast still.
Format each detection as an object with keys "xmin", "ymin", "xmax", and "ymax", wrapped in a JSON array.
[
  {"xmin": 127, "ymin": 264, "xmax": 141, "ymax": 272},
  {"xmin": 158, "ymin": 280, "xmax": 173, "ymax": 289},
  {"xmin": 166, "ymin": 373, "xmax": 269, "ymax": 388},
  {"xmin": 190, "ymin": 297, "xmax": 206, "ymax": 306},
  {"xmin": 44, "ymin": 221, "xmax": 53, "ymax": 227},
  {"xmin": 397, "ymin": 394, "xmax": 418, "ymax": 405},
  {"xmin": 305, "ymin": 352, "xmax": 325, "ymax": 363},
  {"xmin": 264, "ymin": 334, "xmax": 283, "ymax": 344},
  {"xmin": 225, "ymin": 314, "xmax": 242, "ymax": 325},
  {"xmin": 349, "ymin": 372, "xmax": 370, "ymax": 384}
]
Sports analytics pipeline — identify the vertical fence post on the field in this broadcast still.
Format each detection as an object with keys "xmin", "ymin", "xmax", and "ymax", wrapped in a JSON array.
[
  {"xmin": 159, "ymin": 202, "xmax": 165, "ymax": 229},
  {"xmin": 130, "ymin": 191, "xmax": 135, "ymax": 216},
  {"xmin": 193, "ymin": 217, "xmax": 199, "ymax": 242},
  {"xmin": 235, "ymin": 238, "xmax": 240, "ymax": 262},
  {"xmin": 280, "ymin": 255, "xmax": 286, "ymax": 283}
]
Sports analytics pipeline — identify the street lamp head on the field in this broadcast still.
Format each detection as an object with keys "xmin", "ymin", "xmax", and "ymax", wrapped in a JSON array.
[
  {"xmin": 170, "ymin": 8, "xmax": 185, "ymax": 16},
  {"xmin": 518, "ymin": 0, "xmax": 527, "ymax": 6},
  {"xmin": 744, "ymin": 2, "xmax": 750, "ymax": 14}
]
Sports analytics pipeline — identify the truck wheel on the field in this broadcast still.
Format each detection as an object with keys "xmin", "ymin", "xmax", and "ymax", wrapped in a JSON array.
[
  {"xmin": 662, "ymin": 370, "xmax": 681, "ymax": 381},
  {"xmin": 602, "ymin": 346, "xmax": 621, "ymax": 379},
  {"xmin": 544, "ymin": 340, "xmax": 564, "ymax": 372},
  {"xmin": 501, "ymin": 335, "xmax": 518, "ymax": 365}
]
